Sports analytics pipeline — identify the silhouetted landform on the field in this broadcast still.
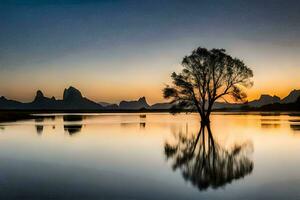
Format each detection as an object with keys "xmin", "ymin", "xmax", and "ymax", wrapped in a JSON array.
[
  {"xmin": 248, "ymin": 95, "xmax": 280, "ymax": 107},
  {"xmin": 282, "ymin": 89, "xmax": 300, "ymax": 104},
  {"xmin": 119, "ymin": 97, "xmax": 149, "ymax": 110},
  {"xmin": 0, "ymin": 86, "xmax": 103, "ymax": 111},
  {"xmin": 98, "ymin": 101, "xmax": 118, "ymax": 109},
  {"xmin": 256, "ymin": 96, "xmax": 300, "ymax": 111},
  {"xmin": 164, "ymin": 124, "xmax": 253, "ymax": 191},
  {"xmin": 0, "ymin": 87, "xmax": 300, "ymax": 112},
  {"xmin": 213, "ymin": 90, "xmax": 300, "ymax": 111},
  {"xmin": 150, "ymin": 102, "xmax": 173, "ymax": 110},
  {"xmin": 63, "ymin": 87, "xmax": 102, "ymax": 110},
  {"xmin": 213, "ymin": 91, "xmax": 300, "ymax": 111},
  {"xmin": 0, "ymin": 111, "xmax": 35, "ymax": 122}
]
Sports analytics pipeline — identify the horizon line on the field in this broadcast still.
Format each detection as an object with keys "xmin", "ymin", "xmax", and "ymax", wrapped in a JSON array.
[{"xmin": 1, "ymin": 86, "xmax": 299, "ymax": 105}]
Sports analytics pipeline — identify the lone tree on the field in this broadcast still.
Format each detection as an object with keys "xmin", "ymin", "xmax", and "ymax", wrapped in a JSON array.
[{"xmin": 163, "ymin": 47, "xmax": 253, "ymax": 123}]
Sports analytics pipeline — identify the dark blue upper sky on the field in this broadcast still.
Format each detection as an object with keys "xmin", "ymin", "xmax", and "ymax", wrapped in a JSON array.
[{"xmin": 1, "ymin": 0, "xmax": 300, "ymax": 103}]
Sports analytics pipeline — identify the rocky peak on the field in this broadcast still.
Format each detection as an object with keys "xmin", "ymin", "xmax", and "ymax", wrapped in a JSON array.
[
  {"xmin": 138, "ymin": 97, "xmax": 149, "ymax": 107},
  {"xmin": 0, "ymin": 96, "xmax": 7, "ymax": 101},
  {"xmin": 282, "ymin": 89, "xmax": 300, "ymax": 103},
  {"xmin": 63, "ymin": 86, "xmax": 83, "ymax": 101},
  {"xmin": 248, "ymin": 94, "xmax": 281, "ymax": 107},
  {"xmin": 34, "ymin": 90, "xmax": 46, "ymax": 102},
  {"xmin": 32, "ymin": 90, "xmax": 55, "ymax": 104},
  {"xmin": 36, "ymin": 90, "xmax": 44, "ymax": 98},
  {"xmin": 138, "ymin": 96, "xmax": 147, "ymax": 103}
]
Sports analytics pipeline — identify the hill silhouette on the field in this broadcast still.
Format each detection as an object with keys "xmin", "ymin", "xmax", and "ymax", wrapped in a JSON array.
[
  {"xmin": 247, "ymin": 94, "xmax": 281, "ymax": 107},
  {"xmin": 0, "ymin": 87, "xmax": 300, "ymax": 112},
  {"xmin": 62, "ymin": 86, "xmax": 102, "ymax": 110},
  {"xmin": 119, "ymin": 97, "xmax": 149, "ymax": 110},
  {"xmin": 257, "ymin": 96, "xmax": 300, "ymax": 111},
  {"xmin": 0, "ymin": 86, "xmax": 103, "ymax": 111},
  {"xmin": 282, "ymin": 89, "xmax": 300, "ymax": 103}
]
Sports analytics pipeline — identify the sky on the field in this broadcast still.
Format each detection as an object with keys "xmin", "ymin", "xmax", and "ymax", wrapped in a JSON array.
[{"xmin": 0, "ymin": 0, "xmax": 300, "ymax": 104}]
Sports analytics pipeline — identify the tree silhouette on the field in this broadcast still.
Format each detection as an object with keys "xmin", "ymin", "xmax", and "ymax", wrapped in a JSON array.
[
  {"xmin": 163, "ymin": 47, "xmax": 253, "ymax": 123},
  {"xmin": 164, "ymin": 124, "xmax": 253, "ymax": 191}
]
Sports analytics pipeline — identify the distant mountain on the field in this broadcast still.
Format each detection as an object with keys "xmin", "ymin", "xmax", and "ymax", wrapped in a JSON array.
[
  {"xmin": 106, "ymin": 104, "xmax": 119, "ymax": 109},
  {"xmin": 0, "ymin": 96, "xmax": 23, "ymax": 109},
  {"xmin": 245, "ymin": 90, "xmax": 300, "ymax": 108},
  {"xmin": 97, "ymin": 101, "xmax": 118, "ymax": 109},
  {"xmin": 259, "ymin": 96, "xmax": 300, "ymax": 111},
  {"xmin": 119, "ymin": 97, "xmax": 150, "ymax": 110},
  {"xmin": 29, "ymin": 90, "xmax": 57, "ymax": 109},
  {"xmin": 247, "ymin": 95, "xmax": 281, "ymax": 108},
  {"xmin": 148, "ymin": 92, "xmax": 298, "ymax": 110},
  {"xmin": 150, "ymin": 101, "xmax": 243, "ymax": 110},
  {"xmin": 212, "ymin": 102, "xmax": 244, "ymax": 109},
  {"xmin": 1, "ymin": 88, "xmax": 300, "ymax": 111},
  {"xmin": 0, "ymin": 86, "xmax": 103, "ymax": 110},
  {"xmin": 150, "ymin": 102, "xmax": 173, "ymax": 110},
  {"xmin": 62, "ymin": 86, "xmax": 102, "ymax": 110},
  {"xmin": 281, "ymin": 89, "xmax": 300, "ymax": 104},
  {"xmin": 63, "ymin": 86, "xmax": 83, "ymax": 102}
]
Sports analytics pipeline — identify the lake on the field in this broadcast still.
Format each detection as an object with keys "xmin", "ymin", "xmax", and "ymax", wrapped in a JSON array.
[{"xmin": 0, "ymin": 112, "xmax": 300, "ymax": 199}]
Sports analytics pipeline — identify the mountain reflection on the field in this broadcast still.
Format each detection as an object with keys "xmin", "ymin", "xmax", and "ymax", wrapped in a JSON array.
[
  {"xmin": 164, "ymin": 124, "xmax": 253, "ymax": 191},
  {"xmin": 63, "ymin": 115, "xmax": 83, "ymax": 135},
  {"xmin": 35, "ymin": 117, "xmax": 44, "ymax": 135},
  {"xmin": 290, "ymin": 124, "xmax": 300, "ymax": 131},
  {"xmin": 140, "ymin": 122, "xmax": 146, "ymax": 129}
]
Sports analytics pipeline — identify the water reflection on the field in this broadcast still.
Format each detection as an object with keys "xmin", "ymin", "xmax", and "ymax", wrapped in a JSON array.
[
  {"xmin": 35, "ymin": 117, "xmax": 44, "ymax": 135},
  {"xmin": 260, "ymin": 118, "xmax": 281, "ymax": 122},
  {"xmin": 2, "ymin": 113, "xmax": 300, "ymax": 199},
  {"xmin": 290, "ymin": 124, "xmax": 300, "ymax": 131},
  {"xmin": 164, "ymin": 124, "xmax": 253, "ymax": 191},
  {"xmin": 289, "ymin": 119, "xmax": 300, "ymax": 123},
  {"xmin": 261, "ymin": 123, "xmax": 281, "ymax": 128},
  {"xmin": 260, "ymin": 118, "xmax": 281, "ymax": 128},
  {"xmin": 63, "ymin": 115, "xmax": 83, "ymax": 135},
  {"xmin": 140, "ymin": 122, "xmax": 146, "ymax": 129}
]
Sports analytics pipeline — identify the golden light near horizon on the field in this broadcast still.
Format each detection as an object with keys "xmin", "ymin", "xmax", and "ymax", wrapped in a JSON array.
[
  {"xmin": 0, "ymin": 59, "xmax": 299, "ymax": 104},
  {"xmin": 0, "ymin": 1, "xmax": 300, "ymax": 104},
  {"xmin": 1, "ymin": 45, "xmax": 299, "ymax": 105}
]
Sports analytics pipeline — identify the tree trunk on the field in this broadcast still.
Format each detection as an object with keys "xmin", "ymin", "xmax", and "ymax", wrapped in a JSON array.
[{"xmin": 201, "ymin": 116, "xmax": 210, "ymax": 125}]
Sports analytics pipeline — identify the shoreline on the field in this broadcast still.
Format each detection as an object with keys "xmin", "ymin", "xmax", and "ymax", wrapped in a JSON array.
[{"xmin": 1, "ymin": 109, "xmax": 300, "ymax": 123}]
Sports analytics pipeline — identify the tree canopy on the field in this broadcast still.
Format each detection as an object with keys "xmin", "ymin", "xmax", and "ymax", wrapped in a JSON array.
[{"xmin": 163, "ymin": 47, "xmax": 253, "ymax": 122}]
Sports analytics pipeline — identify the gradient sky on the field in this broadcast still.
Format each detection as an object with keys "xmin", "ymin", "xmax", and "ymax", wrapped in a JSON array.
[{"xmin": 0, "ymin": 0, "xmax": 300, "ymax": 104}]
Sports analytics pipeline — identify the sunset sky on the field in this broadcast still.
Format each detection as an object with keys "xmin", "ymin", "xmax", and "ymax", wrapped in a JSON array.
[{"xmin": 0, "ymin": 0, "xmax": 300, "ymax": 104}]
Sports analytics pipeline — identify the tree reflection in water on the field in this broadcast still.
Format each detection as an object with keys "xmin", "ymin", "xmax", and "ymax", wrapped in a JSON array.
[{"xmin": 164, "ymin": 124, "xmax": 253, "ymax": 191}]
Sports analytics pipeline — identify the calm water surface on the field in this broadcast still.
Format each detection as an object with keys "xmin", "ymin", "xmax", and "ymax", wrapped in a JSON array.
[{"xmin": 0, "ymin": 112, "xmax": 300, "ymax": 199}]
